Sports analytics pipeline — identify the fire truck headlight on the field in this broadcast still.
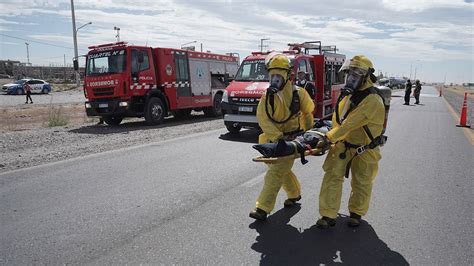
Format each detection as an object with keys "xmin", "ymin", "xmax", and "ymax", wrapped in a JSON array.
[
  {"xmin": 85, "ymin": 103, "xmax": 92, "ymax": 109},
  {"xmin": 119, "ymin": 101, "xmax": 128, "ymax": 107},
  {"xmin": 222, "ymin": 91, "xmax": 229, "ymax": 103}
]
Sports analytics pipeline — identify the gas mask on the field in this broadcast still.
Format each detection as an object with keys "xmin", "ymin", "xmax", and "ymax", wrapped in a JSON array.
[
  {"xmin": 267, "ymin": 73, "xmax": 288, "ymax": 95},
  {"xmin": 342, "ymin": 68, "xmax": 367, "ymax": 95}
]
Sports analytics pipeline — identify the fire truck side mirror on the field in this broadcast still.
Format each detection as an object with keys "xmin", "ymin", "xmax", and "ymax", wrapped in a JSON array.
[{"xmin": 73, "ymin": 59, "xmax": 79, "ymax": 71}]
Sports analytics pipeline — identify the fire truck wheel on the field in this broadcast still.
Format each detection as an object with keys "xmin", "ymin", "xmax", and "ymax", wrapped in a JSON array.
[
  {"xmin": 145, "ymin": 97, "xmax": 165, "ymax": 125},
  {"xmin": 103, "ymin": 116, "xmax": 123, "ymax": 126},
  {"xmin": 225, "ymin": 121, "xmax": 241, "ymax": 134},
  {"xmin": 204, "ymin": 93, "xmax": 223, "ymax": 117}
]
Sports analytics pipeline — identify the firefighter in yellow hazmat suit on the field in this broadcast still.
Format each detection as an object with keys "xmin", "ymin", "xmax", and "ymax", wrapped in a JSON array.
[
  {"xmin": 249, "ymin": 53, "xmax": 315, "ymax": 221},
  {"xmin": 316, "ymin": 55, "xmax": 385, "ymax": 228}
]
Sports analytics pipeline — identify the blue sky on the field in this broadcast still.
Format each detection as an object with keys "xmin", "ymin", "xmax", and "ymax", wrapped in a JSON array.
[{"xmin": 0, "ymin": 0, "xmax": 472, "ymax": 83}]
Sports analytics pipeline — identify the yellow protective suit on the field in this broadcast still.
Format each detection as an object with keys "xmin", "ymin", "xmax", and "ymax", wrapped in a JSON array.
[
  {"xmin": 255, "ymin": 68, "xmax": 314, "ymax": 214},
  {"xmin": 319, "ymin": 70, "xmax": 385, "ymax": 219}
]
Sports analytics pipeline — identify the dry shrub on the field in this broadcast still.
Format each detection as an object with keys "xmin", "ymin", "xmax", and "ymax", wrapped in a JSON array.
[{"xmin": 47, "ymin": 105, "xmax": 69, "ymax": 127}]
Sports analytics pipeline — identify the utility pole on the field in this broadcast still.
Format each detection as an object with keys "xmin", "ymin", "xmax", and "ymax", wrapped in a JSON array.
[
  {"xmin": 64, "ymin": 54, "xmax": 67, "ymax": 83},
  {"xmin": 259, "ymin": 38, "xmax": 269, "ymax": 52},
  {"xmin": 114, "ymin": 26, "xmax": 120, "ymax": 42},
  {"xmin": 25, "ymin": 42, "xmax": 30, "ymax": 65},
  {"xmin": 70, "ymin": 0, "xmax": 80, "ymax": 87}
]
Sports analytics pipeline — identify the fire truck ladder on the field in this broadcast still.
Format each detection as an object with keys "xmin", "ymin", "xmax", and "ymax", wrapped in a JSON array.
[
  {"xmin": 288, "ymin": 41, "xmax": 322, "ymax": 55},
  {"xmin": 321, "ymin": 45, "xmax": 338, "ymax": 54},
  {"xmin": 287, "ymin": 41, "xmax": 339, "ymax": 55}
]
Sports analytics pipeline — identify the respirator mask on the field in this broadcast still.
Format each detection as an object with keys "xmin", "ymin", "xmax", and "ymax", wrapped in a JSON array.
[
  {"xmin": 342, "ymin": 68, "xmax": 367, "ymax": 96},
  {"xmin": 267, "ymin": 73, "xmax": 287, "ymax": 95}
]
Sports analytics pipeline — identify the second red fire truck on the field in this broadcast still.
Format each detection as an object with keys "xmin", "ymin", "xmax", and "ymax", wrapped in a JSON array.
[
  {"xmin": 221, "ymin": 41, "xmax": 346, "ymax": 133},
  {"xmin": 83, "ymin": 42, "xmax": 239, "ymax": 125}
]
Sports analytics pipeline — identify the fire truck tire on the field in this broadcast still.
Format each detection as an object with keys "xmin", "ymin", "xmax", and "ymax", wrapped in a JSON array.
[
  {"xmin": 145, "ymin": 97, "xmax": 166, "ymax": 125},
  {"xmin": 203, "ymin": 93, "xmax": 223, "ymax": 117},
  {"xmin": 103, "ymin": 116, "xmax": 123, "ymax": 126},
  {"xmin": 225, "ymin": 121, "xmax": 241, "ymax": 134}
]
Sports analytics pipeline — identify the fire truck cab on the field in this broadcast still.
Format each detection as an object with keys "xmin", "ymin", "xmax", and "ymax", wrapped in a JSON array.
[
  {"xmin": 221, "ymin": 41, "xmax": 345, "ymax": 133},
  {"xmin": 83, "ymin": 42, "xmax": 239, "ymax": 125}
]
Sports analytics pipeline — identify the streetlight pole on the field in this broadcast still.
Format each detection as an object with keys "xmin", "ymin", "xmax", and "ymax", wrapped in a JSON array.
[
  {"xmin": 410, "ymin": 62, "xmax": 412, "ymax": 80},
  {"xmin": 260, "ymin": 38, "xmax": 269, "ymax": 52},
  {"xmin": 77, "ymin": 21, "xmax": 92, "ymax": 32},
  {"xmin": 114, "ymin": 26, "xmax": 120, "ymax": 42},
  {"xmin": 72, "ymin": 21, "xmax": 92, "ymax": 85},
  {"xmin": 180, "ymin": 40, "xmax": 197, "ymax": 49}
]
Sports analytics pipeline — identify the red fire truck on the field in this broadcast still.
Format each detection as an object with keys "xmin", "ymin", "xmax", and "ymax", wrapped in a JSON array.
[
  {"xmin": 83, "ymin": 42, "xmax": 239, "ymax": 125},
  {"xmin": 221, "ymin": 41, "xmax": 346, "ymax": 133}
]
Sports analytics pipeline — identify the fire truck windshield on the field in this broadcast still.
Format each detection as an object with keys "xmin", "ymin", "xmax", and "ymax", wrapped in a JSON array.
[
  {"xmin": 86, "ymin": 49, "xmax": 126, "ymax": 76},
  {"xmin": 234, "ymin": 59, "xmax": 268, "ymax": 82}
]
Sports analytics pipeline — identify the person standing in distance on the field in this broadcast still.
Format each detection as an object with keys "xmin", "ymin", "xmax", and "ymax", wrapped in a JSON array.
[
  {"xmin": 414, "ymin": 80, "xmax": 422, "ymax": 104},
  {"xmin": 296, "ymin": 70, "xmax": 316, "ymax": 100},
  {"xmin": 24, "ymin": 81, "xmax": 33, "ymax": 104},
  {"xmin": 404, "ymin": 79, "xmax": 412, "ymax": 105}
]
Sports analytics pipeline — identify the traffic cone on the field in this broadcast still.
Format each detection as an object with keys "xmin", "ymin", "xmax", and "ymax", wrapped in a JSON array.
[{"xmin": 456, "ymin": 92, "xmax": 470, "ymax": 128}]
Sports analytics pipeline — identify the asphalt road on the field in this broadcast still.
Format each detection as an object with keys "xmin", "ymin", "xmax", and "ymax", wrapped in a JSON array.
[
  {"xmin": 0, "ymin": 90, "xmax": 85, "ymax": 107},
  {"xmin": 1, "ymin": 86, "xmax": 472, "ymax": 264}
]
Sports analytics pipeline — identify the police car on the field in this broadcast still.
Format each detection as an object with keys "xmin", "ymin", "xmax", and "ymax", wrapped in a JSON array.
[{"xmin": 2, "ymin": 79, "xmax": 52, "ymax": 95}]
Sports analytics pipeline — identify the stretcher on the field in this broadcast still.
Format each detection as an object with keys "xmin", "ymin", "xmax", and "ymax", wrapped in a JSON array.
[{"xmin": 252, "ymin": 146, "xmax": 327, "ymax": 164}]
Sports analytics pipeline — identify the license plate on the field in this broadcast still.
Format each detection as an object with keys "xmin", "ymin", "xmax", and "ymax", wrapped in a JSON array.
[
  {"xmin": 98, "ymin": 103, "xmax": 108, "ymax": 108},
  {"xmin": 238, "ymin": 106, "xmax": 253, "ymax": 112}
]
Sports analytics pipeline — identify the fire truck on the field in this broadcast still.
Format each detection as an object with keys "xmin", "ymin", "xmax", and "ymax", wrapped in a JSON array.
[
  {"xmin": 83, "ymin": 42, "xmax": 239, "ymax": 125},
  {"xmin": 221, "ymin": 41, "xmax": 346, "ymax": 133}
]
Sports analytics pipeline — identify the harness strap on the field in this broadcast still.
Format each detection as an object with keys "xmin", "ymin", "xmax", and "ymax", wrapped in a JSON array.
[
  {"xmin": 341, "ymin": 141, "xmax": 369, "ymax": 178},
  {"xmin": 264, "ymin": 88, "xmax": 300, "ymax": 124},
  {"xmin": 341, "ymin": 135, "xmax": 387, "ymax": 178}
]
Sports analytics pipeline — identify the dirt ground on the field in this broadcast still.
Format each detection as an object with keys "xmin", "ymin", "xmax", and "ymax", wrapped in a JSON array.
[
  {"xmin": 0, "ymin": 103, "xmax": 96, "ymax": 132},
  {"xmin": 0, "ymin": 80, "xmax": 94, "ymax": 132}
]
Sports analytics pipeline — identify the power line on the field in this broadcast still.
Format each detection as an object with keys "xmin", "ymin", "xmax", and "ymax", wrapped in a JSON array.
[{"xmin": 0, "ymin": 33, "xmax": 87, "ymax": 52}]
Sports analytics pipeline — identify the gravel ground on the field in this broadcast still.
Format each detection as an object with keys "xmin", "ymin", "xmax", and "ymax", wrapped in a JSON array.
[{"xmin": 0, "ymin": 115, "xmax": 226, "ymax": 173}]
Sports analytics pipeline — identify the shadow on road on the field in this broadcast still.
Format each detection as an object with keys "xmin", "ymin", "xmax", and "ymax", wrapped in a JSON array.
[
  {"xmin": 69, "ymin": 115, "xmax": 221, "ymax": 135},
  {"xmin": 249, "ymin": 207, "xmax": 408, "ymax": 265},
  {"xmin": 218, "ymin": 129, "xmax": 260, "ymax": 144}
]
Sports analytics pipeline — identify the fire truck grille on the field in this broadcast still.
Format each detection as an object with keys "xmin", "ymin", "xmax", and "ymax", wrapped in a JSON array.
[
  {"xmin": 93, "ymin": 87, "xmax": 114, "ymax": 97},
  {"xmin": 230, "ymin": 97, "xmax": 260, "ymax": 104}
]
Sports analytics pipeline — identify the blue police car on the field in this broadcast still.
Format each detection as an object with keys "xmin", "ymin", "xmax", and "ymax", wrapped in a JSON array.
[{"xmin": 2, "ymin": 79, "xmax": 52, "ymax": 95}]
